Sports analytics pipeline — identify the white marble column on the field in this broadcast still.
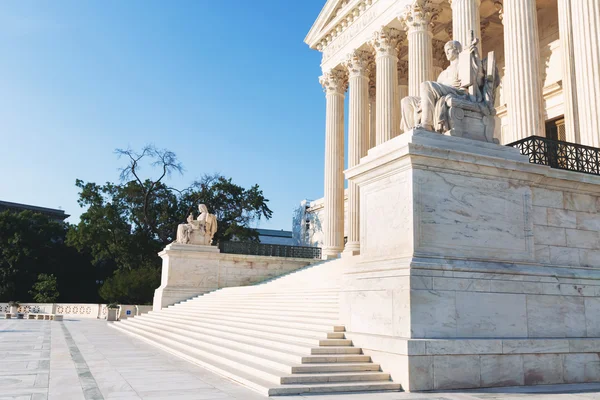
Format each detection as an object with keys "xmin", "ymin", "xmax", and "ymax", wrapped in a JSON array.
[
  {"xmin": 503, "ymin": 0, "xmax": 544, "ymax": 142},
  {"xmin": 343, "ymin": 51, "xmax": 371, "ymax": 256},
  {"xmin": 557, "ymin": 0, "xmax": 579, "ymax": 143},
  {"xmin": 571, "ymin": 0, "xmax": 600, "ymax": 147},
  {"xmin": 401, "ymin": 0, "xmax": 437, "ymax": 97},
  {"xmin": 370, "ymin": 27, "xmax": 402, "ymax": 145},
  {"xmin": 449, "ymin": 0, "xmax": 481, "ymax": 54},
  {"xmin": 319, "ymin": 70, "xmax": 348, "ymax": 259}
]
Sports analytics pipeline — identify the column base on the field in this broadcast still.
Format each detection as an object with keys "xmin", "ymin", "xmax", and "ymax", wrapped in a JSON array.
[
  {"xmin": 342, "ymin": 244, "xmax": 360, "ymax": 257},
  {"xmin": 321, "ymin": 247, "xmax": 343, "ymax": 260}
]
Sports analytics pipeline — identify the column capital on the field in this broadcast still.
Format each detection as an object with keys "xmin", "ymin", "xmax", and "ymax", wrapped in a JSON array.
[
  {"xmin": 320, "ymin": 69, "xmax": 348, "ymax": 95},
  {"xmin": 370, "ymin": 27, "xmax": 404, "ymax": 57},
  {"xmin": 399, "ymin": 0, "xmax": 440, "ymax": 33},
  {"xmin": 344, "ymin": 50, "xmax": 373, "ymax": 78}
]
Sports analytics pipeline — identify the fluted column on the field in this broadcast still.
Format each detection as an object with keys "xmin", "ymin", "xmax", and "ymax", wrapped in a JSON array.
[
  {"xmin": 571, "ymin": 0, "xmax": 600, "ymax": 147},
  {"xmin": 503, "ymin": 0, "xmax": 544, "ymax": 142},
  {"xmin": 449, "ymin": 0, "xmax": 481, "ymax": 54},
  {"xmin": 401, "ymin": 1, "xmax": 437, "ymax": 97},
  {"xmin": 370, "ymin": 27, "xmax": 402, "ymax": 145},
  {"xmin": 557, "ymin": 0, "xmax": 579, "ymax": 143},
  {"xmin": 343, "ymin": 51, "xmax": 371, "ymax": 256},
  {"xmin": 319, "ymin": 70, "xmax": 348, "ymax": 259}
]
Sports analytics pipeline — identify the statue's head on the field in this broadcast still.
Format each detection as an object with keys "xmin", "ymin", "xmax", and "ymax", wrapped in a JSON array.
[
  {"xmin": 444, "ymin": 40, "xmax": 462, "ymax": 62},
  {"xmin": 198, "ymin": 204, "xmax": 208, "ymax": 214}
]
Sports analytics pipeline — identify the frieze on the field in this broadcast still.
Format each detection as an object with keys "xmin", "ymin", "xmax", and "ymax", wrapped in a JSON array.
[{"xmin": 323, "ymin": 6, "xmax": 379, "ymax": 63}]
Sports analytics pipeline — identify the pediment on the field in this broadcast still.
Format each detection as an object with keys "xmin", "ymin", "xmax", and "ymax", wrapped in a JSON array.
[{"xmin": 305, "ymin": 0, "xmax": 356, "ymax": 49}]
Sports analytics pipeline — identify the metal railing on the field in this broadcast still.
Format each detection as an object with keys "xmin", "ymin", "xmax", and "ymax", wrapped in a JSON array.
[
  {"xmin": 218, "ymin": 241, "xmax": 322, "ymax": 260},
  {"xmin": 508, "ymin": 136, "xmax": 600, "ymax": 176}
]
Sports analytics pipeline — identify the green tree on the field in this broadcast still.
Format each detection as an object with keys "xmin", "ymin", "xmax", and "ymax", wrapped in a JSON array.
[
  {"xmin": 67, "ymin": 145, "xmax": 272, "ymax": 303},
  {"xmin": 30, "ymin": 273, "xmax": 60, "ymax": 303},
  {"xmin": 98, "ymin": 268, "xmax": 160, "ymax": 305},
  {"xmin": 0, "ymin": 211, "xmax": 100, "ymax": 302}
]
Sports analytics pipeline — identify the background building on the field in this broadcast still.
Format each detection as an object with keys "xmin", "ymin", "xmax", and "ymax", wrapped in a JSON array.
[{"xmin": 0, "ymin": 200, "xmax": 69, "ymax": 222}]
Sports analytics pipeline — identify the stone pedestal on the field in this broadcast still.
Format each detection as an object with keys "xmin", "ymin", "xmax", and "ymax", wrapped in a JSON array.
[
  {"xmin": 344, "ymin": 130, "xmax": 600, "ymax": 391},
  {"xmin": 153, "ymin": 243, "xmax": 221, "ymax": 311},
  {"xmin": 153, "ymin": 243, "xmax": 314, "ymax": 311}
]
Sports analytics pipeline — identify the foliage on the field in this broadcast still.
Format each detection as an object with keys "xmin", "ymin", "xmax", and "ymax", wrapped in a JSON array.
[
  {"xmin": 106, "ymin": 302, "xmax": 119, "ymax": 309},
  {"xmin": 0, "ymin": 210, "xmax": 102, "ymax": 303},
  {"xmin": 68, "ymin": 145, "xmax": 272, "ymax": 303},
  {"xmin": 8, "ymin": 300, "xmax": 20, "ymax": 307},
  {"xmin": 98, "ymin": 268, "xmax": 160, "ymax": 305},
  {"xmin": 29, "ymin": 273, "xmax": 60, "ymax": 303}
]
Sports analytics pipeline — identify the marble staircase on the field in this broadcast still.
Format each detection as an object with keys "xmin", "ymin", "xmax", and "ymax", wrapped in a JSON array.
[{"xmin": 110, "ymin": 260, "xmax": 400, "ymax": 396}]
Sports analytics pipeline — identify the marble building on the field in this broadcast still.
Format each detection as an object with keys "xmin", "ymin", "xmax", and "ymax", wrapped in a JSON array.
[{"xmin": 303, "ymin": 0, "xmax": 600, "ymax": 259}]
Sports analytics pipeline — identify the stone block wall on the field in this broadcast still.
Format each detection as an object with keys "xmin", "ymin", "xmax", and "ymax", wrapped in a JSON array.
[
  {"xmin": 342, "ymin": 130, "xmax": 600, "ymax": 391},
  {"xmin": 533, "ymin": 187, "xmax": 600, "ymax": 268}
]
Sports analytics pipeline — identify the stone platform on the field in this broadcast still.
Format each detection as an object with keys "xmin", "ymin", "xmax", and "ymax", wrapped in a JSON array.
[
  {"xmin": 343, "ymin": 129, "xmax": 600, "ymax": 391},
  {"xmin": 2, "ymin": 317, "xmax": 600, "ymax": 399}
]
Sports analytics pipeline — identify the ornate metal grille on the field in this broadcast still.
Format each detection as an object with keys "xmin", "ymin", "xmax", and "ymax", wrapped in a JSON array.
[
  {"xmin": 218, "ymin": 241, "xmax": 322, "ymax": 259},
  {"xmin": 508, "ymin": 136, "xmax": 600, "ymax": 176}
]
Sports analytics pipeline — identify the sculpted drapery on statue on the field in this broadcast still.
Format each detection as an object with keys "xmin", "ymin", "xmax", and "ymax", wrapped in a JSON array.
[
  {"xmin": 175, "ymin": 204, "xmax": 218, "ymax": 246},
  {"xmin": 400, "ymin": 34, "xmax": 500, "ymax": 143}
]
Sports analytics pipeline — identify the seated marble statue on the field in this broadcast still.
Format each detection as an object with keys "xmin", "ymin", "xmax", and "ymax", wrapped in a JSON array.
[
  {"xmin": 175, "ymin": 204, "xmax": 218, "ymax": 246},
  {"xmin": 401, "ymin": 35, "xmax": 500, "ymax": 143}
]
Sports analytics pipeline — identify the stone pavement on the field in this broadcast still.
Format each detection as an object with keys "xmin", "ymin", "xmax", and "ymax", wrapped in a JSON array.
[{"xmin": 1, "ymin": 318, "xmax": 600, "ymax": 400}]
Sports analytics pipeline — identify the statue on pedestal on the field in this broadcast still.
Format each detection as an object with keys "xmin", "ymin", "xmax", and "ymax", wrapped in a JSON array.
[
  {"xmin": 401, "ymin": 33, "xmax": 500, "ymax": 143},
  {"xmin": 175, "ymin": 204, "xmax": 218, "ymax": 246}
]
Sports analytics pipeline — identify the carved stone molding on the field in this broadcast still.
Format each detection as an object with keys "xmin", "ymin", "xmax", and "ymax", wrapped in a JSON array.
[
  {"xmin": 399, "ymin": 0, "xmax": 440, "ymax": 33},
  {"xmin": 316, "ymin": 0, "xmax": 376, "ymax": 52},
  {"xmin": 319, "ymin": 69, "xmax": 349, "ymax": 94},
  {"xmin": 370, "ymin": 27, "xmax": 403, "ymax": 57},
  {"xmin": 397, "ymin": 60, "xmax": 409, "ymax": 81},
  {"xmin": 344, "ymin": 50, "xmax": 373, "ymax": 78}
]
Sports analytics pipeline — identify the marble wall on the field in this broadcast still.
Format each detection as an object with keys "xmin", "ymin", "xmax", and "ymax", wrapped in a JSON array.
[{"xmin": 342, "ymin": 129, "xmax": 600, "ymax": 391}]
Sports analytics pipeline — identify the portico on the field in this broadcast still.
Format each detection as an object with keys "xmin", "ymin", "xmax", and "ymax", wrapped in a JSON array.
[{"xmin": 305, "ymin": 0, "xmax": 600, "ymax": 259}]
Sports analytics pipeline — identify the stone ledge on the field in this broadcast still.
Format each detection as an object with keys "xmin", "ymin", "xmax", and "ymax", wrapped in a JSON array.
[{"xmin": 344, "ymin": 333, "xmax": 600, "ymax": 356}]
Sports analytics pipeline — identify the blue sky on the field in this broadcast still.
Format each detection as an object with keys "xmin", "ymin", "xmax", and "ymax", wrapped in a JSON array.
[{"xmin": 0, "ymin": 0, "xmax": 332, "ymax": 231}]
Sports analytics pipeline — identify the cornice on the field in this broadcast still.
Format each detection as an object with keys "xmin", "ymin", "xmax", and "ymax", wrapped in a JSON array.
[{"xmin": 306, "ymin": 0, "xmax": 377, "ymax": 51}]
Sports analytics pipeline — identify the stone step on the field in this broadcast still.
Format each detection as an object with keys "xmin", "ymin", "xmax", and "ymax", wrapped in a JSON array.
[
  {"xmin": 175, "ymin": 304, "xmax": 340, "ymax": 314},
  {"xmin": 179, "ymin": 297, "xmax": 340, "ymax": 308},
  {"xmin": 113, "ymin": 323, "xmax": 383, "ymax": 383},
  {"xmin": 161, "ymin": 308, "xmax": 341, "ymax": 326},
  {"xmin": 301, "ymin": 354, "xmax": 371, "ymax": 363},
  {"xmin": 145, "ymin": 313, "xmax": 345, "ymax": 340},
  {"xmin": 110, "ymin": 323, "xmax": 399, "ymax": 396},
  {"xmin": 205, "ymin": 290, "xmax": 341, "ymax": 298},
  {"xmin": 267, "ymin": 381, "xmax": 401, "ymax": 396},
  {"xmin": 280, "ymin": 371, "xmax": 390, "ymax": 384},
  {"xmin": 133, "ymin": 315, "xmax": 347, "ymax": 349},
  {"xmin": 291, "ymin": 363, "xmax": 382, "ymax": 373},
  {"xmin": 111, "ymin": 322, "xmax": 286, "ymax": 385},
  {"xmin": 147, "ymin": 310, "xmax": 345, "ymax": 332},
  {"xmin": 310, "ymin": 347, "xmax": 362, "ymax": 355},
  {"xmin": 124, "ymin": 318, "xmax": 354, "ymax": 362},
  {"xmin": 172, "ymin": 305, "xmax": 339, "ymax": 319}
]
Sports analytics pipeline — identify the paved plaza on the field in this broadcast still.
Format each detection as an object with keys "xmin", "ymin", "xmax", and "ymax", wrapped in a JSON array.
[{"xmin": 1, "ymin": 318, "xmax": 599, "ymax": 400}]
